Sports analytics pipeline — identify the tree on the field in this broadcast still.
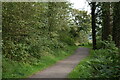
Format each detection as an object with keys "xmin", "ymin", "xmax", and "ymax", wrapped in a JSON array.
[
  {"xmin": 70, "ymin": 9, "xmax": 91, "ymax": 45},
  {"xmin": 113, "ymin": 2, "xmax": 120, "ymax": 48},
  {"xmin": 91, "ymin": 2, "xmax": 97, "ymax": 49},
  {"xmin": 102, "ymin": 2, "xmax": 112, "ymax": 41},
  {"xmin": 2, "ymin": 2, "xmax": 74, "ymax": 61}
]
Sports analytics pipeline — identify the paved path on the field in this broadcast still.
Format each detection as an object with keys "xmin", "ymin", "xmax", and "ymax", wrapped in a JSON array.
[{"xmin": 29, "ymin": 47, "xmax": 89, "ymax": 78}]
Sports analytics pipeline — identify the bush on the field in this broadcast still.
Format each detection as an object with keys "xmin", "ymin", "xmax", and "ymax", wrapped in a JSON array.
[
  {"xmin": 69, "ymin": 40, "xmax": 120, "ymax": 78},
  {"xmin": 3, "ymin": 41, "xmax": 30, "ymax": 61},
  {"xmin": 88, "ymin": 49, "xmax": 120, "ymax": 78},
  {"xmin": 59, "ymin": 32, "xmax": 75, "ymax": 46},
  {"xmin": 96, "ymin": 36, "xmax": 118, "ymax": 50}
]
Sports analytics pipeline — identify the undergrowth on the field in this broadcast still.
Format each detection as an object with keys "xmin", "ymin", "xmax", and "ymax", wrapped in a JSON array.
[
  {"xmin": 2, "ymin": 46, "xmax": 78, "ymax": 78},
  {"xmin": 69, "ymin": 40, "xmax": 120, "ymax": 78}
]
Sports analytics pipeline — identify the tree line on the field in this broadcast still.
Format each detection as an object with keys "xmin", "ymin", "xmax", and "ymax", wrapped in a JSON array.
[
  {"xmin": 2, "ymin": 2, "xmax": 91, "ymax": 62},
  {"xmin": 91, "ymin": 2, "xmax": 120, "ymax": 49}
]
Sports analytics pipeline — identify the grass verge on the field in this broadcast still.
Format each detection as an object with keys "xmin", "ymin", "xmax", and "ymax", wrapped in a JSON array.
[
  {"xmin": 2, "ymin": 46, "xmax": 78, "ymax": 78},
  {"xmin": 68, "ymin": 50, "xmax": 92, "ymax": 78}
]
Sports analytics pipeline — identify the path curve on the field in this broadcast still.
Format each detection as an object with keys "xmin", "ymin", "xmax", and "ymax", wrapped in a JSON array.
[{"xmin": 29, "ymin": 47, "xmax": 89, "ymax": 78}]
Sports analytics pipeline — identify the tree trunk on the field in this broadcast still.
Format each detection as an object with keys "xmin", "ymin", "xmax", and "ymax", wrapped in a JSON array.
[
  {"xmin": 91, "ymin": 2, "xmax": 97, "ymax": 49},
  {"xmin": 102, "ymin": 3, "xmax": 111, "ymax": 41},
  {"xmin": 113, "ymin": 2, "xmax": 120, "ymax": 48}
]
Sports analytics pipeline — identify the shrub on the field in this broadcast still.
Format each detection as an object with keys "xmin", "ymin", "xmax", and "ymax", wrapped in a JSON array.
[
  {"xmin": 87, "ymin": 49, "xmax": 120, "ymax": 78},
  {"xmin": 3, "ymin": 41, "xmax": 30, "ymax": 61},
  {"xmin": 97, "ymin": 39, "xmax": 118, "ymax": 52},
  {"xmin": 69, "ymin": 40, "xmax": 120, "ymax": 78}
]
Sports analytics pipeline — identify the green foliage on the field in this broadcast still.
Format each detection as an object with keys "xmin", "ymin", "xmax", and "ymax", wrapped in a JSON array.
[
  {"xmin": 69, "ymin": 10, "xmax": 91, "ymax": 45},
  {"xmin": 97, "ymin": 40, "xmax": 118, "ymax": 52},
  {"xmin": 3, "ymin": 41, "xmax": 30, "ymax": 61},
  {"xmin": 71, "ymin": 9, "xmax": 91, "ymax": 32},
  {"xmin": 78, "ymin": 42, "xmax": 92, "ymax": 48},
  {"xmin": 94, "ymin": 2, "xmax": 120, "ymax": 49},
  {"xmin": 69, "ymin": 41, "xmax": 120, "ymax": 78},
  {"xmin": 96, "ymin": 36, "xmax": 118, "ymax": 53},
  {"xmin": 59, "ymin": 32, "xmax": 75, "ymax": 46},
  {"xmin": 2, "ymin": 2, "xmax": 91, "ymax": 78},
  {"xmin": 2, "ymin": 2, "xmax": 72, "ymax": 61},
  {"xmin": 3, "ymin": 46, "xmax": 78, "ymax": 78},
  {"xmin": 2, "ymin": 2, "xmax": 81, "ymax": 78},
  {"xmin": 2, "ymin": 56, "xmax": 57, "ymax": 78}
]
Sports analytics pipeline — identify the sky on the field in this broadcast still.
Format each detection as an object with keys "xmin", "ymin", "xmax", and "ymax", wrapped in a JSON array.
[{"xmin": 69, "ymin": 0, "xmax": 91, "ymax": 13}]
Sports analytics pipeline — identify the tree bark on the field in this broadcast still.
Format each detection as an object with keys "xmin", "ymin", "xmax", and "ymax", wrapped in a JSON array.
[
  {"xmin": 102, "ymin": 3, "xmax": 111, "ymax": 41},
  {"xmin": 91, "ymin": 2, "xmax": 97, "ymax": 49},
  {"xmin": 113, "ymin": 2, "xmax": 120, "ymax": 48}
]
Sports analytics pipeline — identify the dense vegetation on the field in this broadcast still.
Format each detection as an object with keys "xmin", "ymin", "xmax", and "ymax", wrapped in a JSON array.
[
  {"xmin": 69, "ymin": 39, "xmax": 120, "ymax": 78},
  {"xmin": 2, "ymin": 1, "xmax": 120, "ymax": 79},
  {"xmin": 69, "ymin": 2, "xmax": 120, "ymax": 78},
  {"xmin": 2, "ymin": 2, "xmax": 91, "ymax": 78}
]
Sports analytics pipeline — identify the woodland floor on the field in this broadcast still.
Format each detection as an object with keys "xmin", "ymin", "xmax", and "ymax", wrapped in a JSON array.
[{"xmin": 29, "ymin": 47, "xmax": 89, "ymax": 78}]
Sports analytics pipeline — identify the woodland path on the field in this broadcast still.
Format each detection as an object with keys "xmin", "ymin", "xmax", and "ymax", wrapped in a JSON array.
[{"xmin": 29, "ymin": 47, "xmax": 89, "ymax": 78}]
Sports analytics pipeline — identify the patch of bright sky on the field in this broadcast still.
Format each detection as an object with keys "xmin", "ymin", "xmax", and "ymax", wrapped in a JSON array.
[{"xmin": 68, "ymin": 0, "xmax": 91, "ymax": 13}]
